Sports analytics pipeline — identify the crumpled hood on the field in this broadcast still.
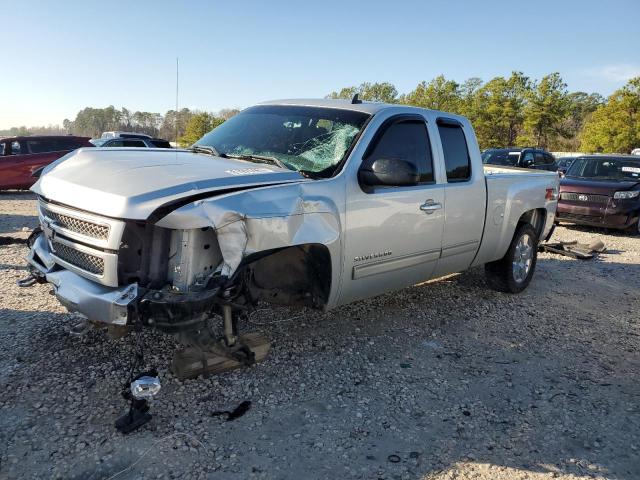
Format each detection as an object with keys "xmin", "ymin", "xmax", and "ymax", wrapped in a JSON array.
[{"xmin": 32, "ymin": 148, "xmax": 306, "ymax": 219}]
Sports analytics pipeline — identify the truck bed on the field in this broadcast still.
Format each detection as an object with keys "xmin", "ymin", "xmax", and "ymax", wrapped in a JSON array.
[{"xmin": 471, "ymin": 165, "xmax": 559, "ymax": 267}]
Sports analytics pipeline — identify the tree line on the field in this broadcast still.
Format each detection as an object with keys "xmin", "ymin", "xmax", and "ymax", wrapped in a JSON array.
[
  {"xmin": 328, "ymin": 73, "xmax": 640, "ymax": 153},
  {"xmin": 2, "ymin": 72, "xmax": 638, "ymax": 153},
  {"xmin": 0, "ymin": 107, "xmax": 239, "ymax": 146}
]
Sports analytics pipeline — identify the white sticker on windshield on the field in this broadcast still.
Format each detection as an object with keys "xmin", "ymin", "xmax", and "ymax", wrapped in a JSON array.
[
  {"xmin": 225, "ymin": 168, "xmax": 275, "ymax": 176},
  {"xmin": 622, "ymin": 166, "xmax": 640, "ymax": 173}
]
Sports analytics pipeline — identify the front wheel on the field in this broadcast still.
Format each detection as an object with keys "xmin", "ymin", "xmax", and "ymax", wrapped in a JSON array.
[{"xmin": 485, "ymin": 223, "xmax": 538, "ymax": 293}]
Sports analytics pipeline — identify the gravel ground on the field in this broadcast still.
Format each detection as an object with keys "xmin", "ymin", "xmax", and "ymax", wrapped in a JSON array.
[{"xmin": 1, "ymin": 191, "xmax": 639, "ymax": 480}]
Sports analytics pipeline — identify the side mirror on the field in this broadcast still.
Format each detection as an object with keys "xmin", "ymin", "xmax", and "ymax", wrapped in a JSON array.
[
  {"xmin": 359, "ymin": 158, "xmax": 419, "ymax": 187},
  {"xmin": 522, "ymin": 159, "xmax": 534, "ymax": 168}
]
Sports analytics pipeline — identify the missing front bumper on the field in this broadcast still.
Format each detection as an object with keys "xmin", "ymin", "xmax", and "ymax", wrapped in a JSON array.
[{"xmin": 26, "ymin": 231, "xmax": 224, "ymax": 330}]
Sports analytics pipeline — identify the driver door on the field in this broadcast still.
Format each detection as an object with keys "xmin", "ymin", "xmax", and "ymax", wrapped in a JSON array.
[{"xmin": 340, "ymin": 114, "xmax": 445, "ymax": 305}]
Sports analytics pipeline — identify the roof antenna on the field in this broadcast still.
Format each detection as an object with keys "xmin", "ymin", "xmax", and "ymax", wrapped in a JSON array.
[{"xmin": 351, "ymin": 93, "xmax": 362, "ymax": 104}]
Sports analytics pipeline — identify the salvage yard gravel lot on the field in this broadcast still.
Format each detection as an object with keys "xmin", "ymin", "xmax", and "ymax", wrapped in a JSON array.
[{"xmin": 0, "ymin": 191, "xmax": 639, "ymax": 480}]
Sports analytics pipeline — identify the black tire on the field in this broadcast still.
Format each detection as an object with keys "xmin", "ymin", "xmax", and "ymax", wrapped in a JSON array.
[
  {"xmin": 485, "ymin": 223, "xmax": 538, "ymax": 293},
  {"xmin": 626, "ymin": 216, "xmax": 640, "ymax": 236}
]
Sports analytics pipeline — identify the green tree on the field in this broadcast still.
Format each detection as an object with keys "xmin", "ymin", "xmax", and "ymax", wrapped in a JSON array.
[
  {"xmin": 159, "ymin": 108, "xmax": 194, "ymax": 142},
  {"xmin": 519, "ymin": 73, "xmax": 570, "ymax": 149},
  {"xmin": 472, "ymin": 72, "xmax": 531, "ymax": 148},
  {"xmin": 400, "ymin": 75, "xmax": 461, "ymax": 112},
  {"xmin": 327, "ymin": 82, "xmax": 398, "ymax": 103},
  {"xmin": 458, "ymin": 77, "xmax": 483, "ymax": 121},
  {"xmin": 580, "ymin": 77, "xmax": 640, "ymax": 153},
  {"xmin": 179, "ymin": 112, "xmax": 224, "ymax": 146}
]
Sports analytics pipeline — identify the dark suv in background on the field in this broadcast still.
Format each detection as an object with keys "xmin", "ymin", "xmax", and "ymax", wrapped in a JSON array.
[
  {"xmin": 482, "ymin": 147, "xmax": 557, "ymax": 171},
  {"xmin": 91, "ymin": 133, "xmax": 171, "ymax": 148},
  {"xmin": 0, "ymin": 135, "xmax": 93, "ymax": 190}
]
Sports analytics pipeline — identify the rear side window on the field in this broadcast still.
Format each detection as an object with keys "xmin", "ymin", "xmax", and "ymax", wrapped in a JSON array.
[
  {"xmin": 151, "ymin": 140, "xmax": 171, "ymax": 148},
  {"xmin": 123, "ymin": 140, "xmax": 146, "ymax": 147},
  {"xmin": 535, "ymin": 152, "xmax": 545, "ymax": 165},
  {"xmin": 55, "ymin": 138, "xmax": 82, "ymax": 150},
  {"xmin": 26, "ymin": 138, "xmax": 61, "ymax": 154},
  {"xmin": 438, "ymin": 121, "xmax": 471, "ymax": 182},
  {"xmin": 366, "ymin": 119, "xmax": 434, "ymax": 183}
]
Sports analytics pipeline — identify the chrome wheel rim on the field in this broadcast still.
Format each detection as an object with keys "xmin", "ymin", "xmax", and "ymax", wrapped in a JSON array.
[{"xmin": 512, "ymin": 233, "xmax": 534, "ymax": 283}]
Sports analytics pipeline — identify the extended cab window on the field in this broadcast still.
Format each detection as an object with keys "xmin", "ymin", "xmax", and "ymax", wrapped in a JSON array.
[
  {"xmin": 438, "ymin": 121, "xmax": 471, "ymax": 181},
  {"xmin": 365, "ymin": 120, "xmax": 434, "ymax": 184}
]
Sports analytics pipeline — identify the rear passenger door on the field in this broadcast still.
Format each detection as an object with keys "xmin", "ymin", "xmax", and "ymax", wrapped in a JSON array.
[
  {"xmin": 0, "ymin": 139, "xmax": 60, "ymax": 189},
  {"xmin": 535, "ymin": 151, "xmax": 547, "ymax": 170},
  {"xmin": 545, "ymin": 153, "xmax": 557, "ymax": 171},
  {"xmin": 0, "ymin": 140, "xmax": 24, "ymax": 189},
  {"xmin": 432, "ymin": 118, "xmax": 486, "ymax": 277}
]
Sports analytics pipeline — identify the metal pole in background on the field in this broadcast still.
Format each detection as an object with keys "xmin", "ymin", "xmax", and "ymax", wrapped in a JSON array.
[{"xmin": 175, "ymin": 57, "xmax": 179, "ymax": 146}]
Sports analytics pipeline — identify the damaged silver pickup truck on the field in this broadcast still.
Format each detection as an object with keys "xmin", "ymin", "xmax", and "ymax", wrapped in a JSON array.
[{"xmin": 24, "ymin": 98, "xmax": 558, "ymax": 363}]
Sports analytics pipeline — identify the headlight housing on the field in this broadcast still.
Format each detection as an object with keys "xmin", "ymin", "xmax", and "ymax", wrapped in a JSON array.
[{"xmin": 613, "ymin": 190, "xmax": 640, "ymax": 199}]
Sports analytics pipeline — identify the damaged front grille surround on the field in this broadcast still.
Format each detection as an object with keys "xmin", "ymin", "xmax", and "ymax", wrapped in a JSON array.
[
  {"xmin": 38, "ymin": 199, "xmax": 126, "ymax": 251},
  {"xmin": 38, "ymin": 200, "xmax": 125, "ymax": 286}
]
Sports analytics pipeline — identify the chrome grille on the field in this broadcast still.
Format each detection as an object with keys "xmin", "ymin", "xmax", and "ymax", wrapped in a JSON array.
[
  {"xmin": 41, "ymin": 206, "xmax": 109, "ymax": 240},
  {"xmin": 51, "ymin": 240, "xmax": 105, "ymax": 275},
  {"xmin": 560, "ymin": 192, "xmax": 609, "ymax": 204}
]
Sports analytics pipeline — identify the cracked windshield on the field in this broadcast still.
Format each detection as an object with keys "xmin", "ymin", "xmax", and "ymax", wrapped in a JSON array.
[{"xmin": 195, "ymin": 105, "xmax": 370, "ymax": 176}]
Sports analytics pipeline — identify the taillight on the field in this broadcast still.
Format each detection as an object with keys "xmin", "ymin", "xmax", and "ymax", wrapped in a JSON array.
[{"xmin": 545, "ymin": 188, "xmax": 558, "ymax": 201}]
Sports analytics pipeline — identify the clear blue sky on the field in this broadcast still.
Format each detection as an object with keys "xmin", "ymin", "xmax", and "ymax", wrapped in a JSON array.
[{"xmin": 2, "ymin": 0, "xmax": 639, "ymax": 129}]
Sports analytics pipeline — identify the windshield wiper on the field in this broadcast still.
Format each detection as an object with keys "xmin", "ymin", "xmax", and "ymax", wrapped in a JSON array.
[
  {"xmin": 222, "ymin": 153, "xmax": 289, "ymax": 170},
  {"xmin": 188, "ymin": 145, "xmax": 221, "ymax": 157}
]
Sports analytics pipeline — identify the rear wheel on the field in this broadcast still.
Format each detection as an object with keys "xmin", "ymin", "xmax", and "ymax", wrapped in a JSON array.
[{"xmin": 485, "ymin": 223, "xmax": 538, "ymax": 293}]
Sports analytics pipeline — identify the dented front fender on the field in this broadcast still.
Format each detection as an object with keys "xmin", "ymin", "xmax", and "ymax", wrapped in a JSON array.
[{"xmin": 155, "ymin": 181, "xmax": 345, "ymax": 306}]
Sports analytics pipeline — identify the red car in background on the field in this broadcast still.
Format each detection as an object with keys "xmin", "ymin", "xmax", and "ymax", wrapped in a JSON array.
[
  {"xmin": 0, "ymin": 135, "xmax": 93, "ymax": 190},
  {"xmin": 557, "ymin": 155, "xmax": 640, "ymax": 233}
]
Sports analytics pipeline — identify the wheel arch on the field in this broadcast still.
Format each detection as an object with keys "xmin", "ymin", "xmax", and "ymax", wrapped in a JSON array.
[{"xmin": 237, "ymin": 242, "xmax": 333, "ymax": 308}]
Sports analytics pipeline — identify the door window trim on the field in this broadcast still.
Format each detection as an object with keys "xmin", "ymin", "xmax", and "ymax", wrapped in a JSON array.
[
  {"xmin": 359, "ymin": 113, "xmax": 436, "ymax": 193},
  {"xmin": 436, "ymin": 117, "xmax": 472, "ymax": 183}
]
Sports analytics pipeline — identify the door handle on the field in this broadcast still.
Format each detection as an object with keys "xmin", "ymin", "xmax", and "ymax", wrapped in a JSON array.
[{"xmin": 420, "ymin": 200, "xmax": 442, "ymax": 214}]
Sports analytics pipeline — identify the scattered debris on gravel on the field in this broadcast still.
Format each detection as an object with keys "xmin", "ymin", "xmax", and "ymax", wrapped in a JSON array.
[{"xmin": 1, "ymin": 191, "xmax": 639, "ymax": 480}]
